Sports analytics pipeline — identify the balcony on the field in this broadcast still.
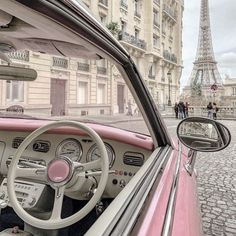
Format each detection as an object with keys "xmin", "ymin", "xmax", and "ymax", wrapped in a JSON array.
[
  {"xmin": 120, "ymin": 0, "xmax": 128, "ymax": 10},
  {"xmin": 163, "ymin": 50, "xmax": 177, "ymax": 63},
  {"xmin": 154, "ymin": 0, "xmax": 160, "ymax": 5},
  {"xmin": 8, "ymin": 50, "xmax": 29, "ymax": 62},
  {"xmin": 99, "ymin": 0, "xmax": 108, "ymax": 7},
  {"xmin": 52, "ymin": 57, "xmax": 68, "ymax": 69},
  {"xmin": 119, "ymin": 32, "xmax": 147, "ymax": 50},
  {"xmin": 163, "ymin": 4, "xmax": 177, "ymax": 22},
  {"xmin": 78, "ymin": 62, "xmax": 90, "ymax": 72},
  {"xmin": 97, "ymin": 66, "xmax": 107, "ymax": 75}
]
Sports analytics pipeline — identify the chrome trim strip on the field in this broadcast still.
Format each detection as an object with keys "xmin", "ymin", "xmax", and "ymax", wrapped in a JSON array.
[{"xmin": 161, "ymin": 141, "xmax": 182, "ymax": 236}]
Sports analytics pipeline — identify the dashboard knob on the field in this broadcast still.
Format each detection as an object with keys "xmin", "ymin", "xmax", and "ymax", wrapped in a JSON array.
[
  {"xmin": 119, "ymin": 179, "xmax": 126, "ymax": 188},
  {"xmin": 0, "ymin": 192, "xmax": 5, "ymax": 199},
  {"xmin": 0, "ymin": 199, "xmax": 7, "ymax": 208},
  {"xmin": 28, "ymin": 197, "xmax": 36, "ymax": 206}
]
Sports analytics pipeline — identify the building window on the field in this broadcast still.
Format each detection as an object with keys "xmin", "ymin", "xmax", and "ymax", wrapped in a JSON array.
[
  {"xmin": 148, "ymin": 64, "xmax": 156, "ymax": 80},
  {"xmin": 232, "ymin": 87, "xmax": 236, "ymax": 96},
  {"xmin": 100, "ymin": 14, "xmax": 107, "ymax": 25},
  {"xmin": 134, "ymin": 0, "xmax": 140, "ymax": 18},
  {"xmin": 97, "ymin": 59, "xmax": 107, "ymax": 75},
  {"xmin": 78, "ymin": 81, "xmax": 88, "ymax": 104},
  {"xmin": 97, "ymin": 84, "xmax": 106, "ymax": 104},
  {"xmin": 153, "ymin": 9, "xmax": 159, "ymax": 26},
  {"xmin": 162, "ymin": 20, "xmax": 166, "ymax": 34},
  {"xmin": 153, "ymin": 34, "xmax": 160, "ymax": 47},
  {"xmin": 6, "ymin": 81, "xmax": 24, "ymax": 102},
  {"xmin": 121, "ymin": 20, "xmax": 127, "ymax": 34},
  {"xmin": 135, "ymin": 28, "xmax": 139, "ymax": 39}
]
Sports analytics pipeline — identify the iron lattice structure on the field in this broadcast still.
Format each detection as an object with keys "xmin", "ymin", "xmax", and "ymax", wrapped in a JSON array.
[{"xmin": 186, "ymin": 0, "xmax": 224, "ymax": 104}]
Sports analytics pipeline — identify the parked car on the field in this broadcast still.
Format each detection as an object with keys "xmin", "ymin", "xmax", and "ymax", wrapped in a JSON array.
[{"xmin": 0, "ymin": 1, "xmax": 231, "ymax": 236}]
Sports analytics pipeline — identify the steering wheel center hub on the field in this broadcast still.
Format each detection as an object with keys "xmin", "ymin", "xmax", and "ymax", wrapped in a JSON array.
[{"xmin": 47, "ymin": 158, "xmax": 71, "ymax": 184}]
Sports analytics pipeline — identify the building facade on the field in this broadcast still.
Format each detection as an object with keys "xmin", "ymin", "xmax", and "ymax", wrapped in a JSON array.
[{"xmin": 0, "ymin": 0, "xmax": 184, "ymax": 117}]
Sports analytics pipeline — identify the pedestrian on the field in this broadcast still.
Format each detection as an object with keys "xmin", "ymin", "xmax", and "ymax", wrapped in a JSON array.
[
  {"xmin": 174, "ymin": 102, "xmax": 178, "ymax": 119},
  {"xmin": 185, "ymin": 102, "xmax": 189, "ymax": 118},
  {"xmin": 178, "ymin": 101, "xmax": 185, "ymax": 119},
  {"xmin": 127, "ymin": 100, "xmax": 133, "ymax": 116},
  {"xmin": 213, "ymin": 102, "xmax": 218, "ymax": 120},
  {"xmin": 207, "ymin": 102, "xmax": 213, "ymax": 119}
]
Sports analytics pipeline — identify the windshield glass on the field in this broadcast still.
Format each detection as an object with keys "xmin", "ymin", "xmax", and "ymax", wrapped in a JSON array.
[{"xmin": 0, "ymin": 50, "xmax": 150, "ymax": 136}]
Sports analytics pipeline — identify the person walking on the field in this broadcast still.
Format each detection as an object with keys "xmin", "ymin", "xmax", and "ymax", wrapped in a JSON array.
[
  {"xmin": 213, "ymin": 102, "xmax": 218, "ymax": 120},
  {"xmin": 184, "ymin": 102, "xmax": 189, "ymax": 118},
  {"xmin": 207, "ymin": 102, "xmax": 213, "ymax": 119},
  {"xmin": 178, "ymin": 101, "xmax": 185, "ymax": 119},
  {"xmin": 174, "ymin": 102, "xmax": 178, "ymax": 119}
]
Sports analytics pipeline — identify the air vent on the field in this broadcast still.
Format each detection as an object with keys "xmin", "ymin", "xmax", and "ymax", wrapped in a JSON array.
[
  {"xmin": 123, "ymin": 152, "xmax": 144, "ymax": 167},
  {"xmin": 12, "ymin": 137, "xmax": 24, "ymax": 149},
  {"xmin": 33, "ymin": 141, "xmax": 50, "ymax": 153}
]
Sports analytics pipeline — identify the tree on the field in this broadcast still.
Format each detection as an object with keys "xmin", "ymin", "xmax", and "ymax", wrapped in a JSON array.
[{"xmin": 106, "ymin": 22, "xmax": 120, "ymax": 36}]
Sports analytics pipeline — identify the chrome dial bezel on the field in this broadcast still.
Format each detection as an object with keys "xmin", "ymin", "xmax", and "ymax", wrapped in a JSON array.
[
  {"xmin": 56, "ymin": 138, "xmax": 83, "ymax": 162},
  {"xmin": 86, "ymin": 143, "xmax": 115, "ymax": 169}
]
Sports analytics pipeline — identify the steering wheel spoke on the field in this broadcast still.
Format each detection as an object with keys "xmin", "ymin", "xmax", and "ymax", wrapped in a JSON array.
[
  {"xmin": 50, "ymin": 186, "xmax": 65, "ymax": 220},
  {"xmin": 15, "ymin": 166, "xmax": 47, "ymax": 182},
  {"xmin": 74, "ymin": 159, "xmax": 101, "ymax": 172}
]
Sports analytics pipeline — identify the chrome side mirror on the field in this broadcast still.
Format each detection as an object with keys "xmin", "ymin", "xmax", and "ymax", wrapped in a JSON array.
[{"xmin": 177, "ymin": 117, "xmax": 231, "ymax": 152}]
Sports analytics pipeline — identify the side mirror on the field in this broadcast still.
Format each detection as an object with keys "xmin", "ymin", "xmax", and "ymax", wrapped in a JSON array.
[{"xmin": 177, "ymin": 117, "xmax": 231, "ymax": 152}]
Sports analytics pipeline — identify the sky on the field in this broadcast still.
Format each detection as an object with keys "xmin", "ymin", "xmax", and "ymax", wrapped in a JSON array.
[{"xmin": 181, "ymin": 0, "xmax": 236, "ymax": 88}]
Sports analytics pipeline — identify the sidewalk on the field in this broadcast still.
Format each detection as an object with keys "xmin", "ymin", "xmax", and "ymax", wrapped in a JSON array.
[{"xmin": 82, "ymin": 111, "xmax": 175, "ymax": 124}]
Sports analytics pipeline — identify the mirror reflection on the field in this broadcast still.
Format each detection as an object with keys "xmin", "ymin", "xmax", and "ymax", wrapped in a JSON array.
[{"xmin": 177, "ymin": 119, "xmax": 231, "ymax": 152}]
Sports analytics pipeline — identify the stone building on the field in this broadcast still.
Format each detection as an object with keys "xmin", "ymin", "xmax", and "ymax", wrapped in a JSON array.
[
  {"xmin": 0, "ymin": 0, "xmax": 184, "ymax": 116},
  {"xmin": 221, "ymin": 76, "xmax": 236, "ymax": 107}
]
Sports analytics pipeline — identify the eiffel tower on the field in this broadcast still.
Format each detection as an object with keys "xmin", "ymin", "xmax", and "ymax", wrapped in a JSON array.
[{"xmin": 184, "ymin": 0, "xmax": 224, "ymax": 105}]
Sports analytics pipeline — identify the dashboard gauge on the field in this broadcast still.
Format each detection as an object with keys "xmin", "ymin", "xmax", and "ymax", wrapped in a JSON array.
[
  {"xmin": 87, "ymin": 143, "xmax": 115, "ymax": 169},
  {"xmin": 56, "ymin": 138, "xmax": 82, "ymax": 162}
]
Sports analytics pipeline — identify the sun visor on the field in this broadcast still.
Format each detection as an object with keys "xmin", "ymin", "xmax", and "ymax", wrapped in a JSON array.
[
  {"xmin": 10, "ymin": 38, "xmax": 62, "ymax": 56},
  {"xmin": 9, "ymin": 38, "xmax": 102, "ymax": 59},
  {"xmin": 53, "ymin": 41, "xmax": 101, "ymax": 60}
]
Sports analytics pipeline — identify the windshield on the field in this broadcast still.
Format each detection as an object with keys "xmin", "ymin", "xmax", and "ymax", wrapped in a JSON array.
[{"xmin": 0, "ymin": 50, "xmax": 150, "ymax": 136}]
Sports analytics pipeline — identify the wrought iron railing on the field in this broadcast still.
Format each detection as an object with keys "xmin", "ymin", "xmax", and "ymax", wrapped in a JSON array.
[
  {"xmin": 163, "ymin": 50, "xmax": 177, "ymax": 63},
  {"xmin": 99, "ymin": 0, "xmax": 108, "ymax": 7},
  {"xmin": 163, "ymin": 4, "xmax": 177, "ymax": 21},
  {"xmin": 52, "ymin": 57, "xmax": 68, "ymax": 69},
  {"xmin": 119, "ymin": 32, "xmax": 147, "ymax": 50},
  {"xmin": 8, "ymin": 50, "xmax": 29, "ymax": 62},
  {"xmin": 154, "ymin": 0, "xmax": 160, "ymax": 5},
  {"xmin": 78, "ymin": 62, "xmax": 90, "ymax": 72},
  {"xmin": 120, "ymin": 0, "xmax": 128, "ymax": 9}
]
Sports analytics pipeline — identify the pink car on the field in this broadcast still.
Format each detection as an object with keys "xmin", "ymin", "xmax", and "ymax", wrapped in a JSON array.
[{"xmin": 0, "ymin": 1, "xmax": 230, "ymax": 236}]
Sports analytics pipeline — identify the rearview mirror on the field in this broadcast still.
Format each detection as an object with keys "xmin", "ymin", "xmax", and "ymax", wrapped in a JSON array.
[
  {"xmin": 0, "ymin": 65, "xmax": 37, "ymax": 81},
  {"xmin": 177, "ymin": 117, "xmax": 231, "ymax": 152}
]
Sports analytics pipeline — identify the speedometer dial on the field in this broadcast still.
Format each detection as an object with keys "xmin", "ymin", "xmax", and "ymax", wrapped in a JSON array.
[
  {"xmin": 87, "ymin": 143, "xmax": 115, "ymax": 169},
  {"xmin": 56, "ymin": 138, "xmax": 82, "ymax": 162}
]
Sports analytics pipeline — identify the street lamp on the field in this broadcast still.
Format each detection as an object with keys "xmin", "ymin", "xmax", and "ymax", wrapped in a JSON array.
[{"xmin": 167, "ymin": 71, "xmax": 172, "ymax": 106}]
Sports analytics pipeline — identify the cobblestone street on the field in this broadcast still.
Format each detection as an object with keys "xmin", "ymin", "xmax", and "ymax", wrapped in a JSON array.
[{"xmin": 195, "ymin": 120, "xmax": 236, "ymax": 236}]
